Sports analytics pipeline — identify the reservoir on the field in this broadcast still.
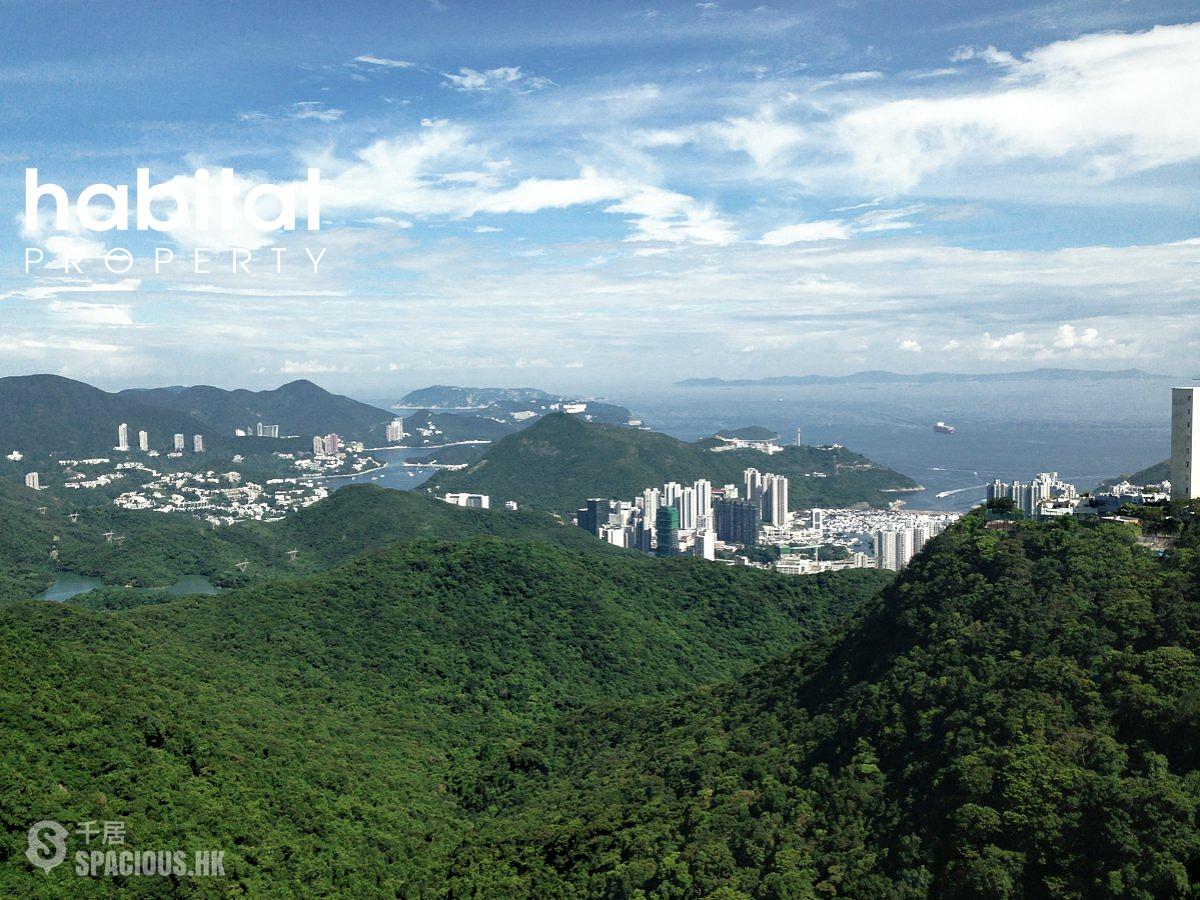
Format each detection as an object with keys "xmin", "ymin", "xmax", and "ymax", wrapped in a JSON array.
[{"xmin": 38, "ymin": 573, "xmax": 221, "ymax": 602}]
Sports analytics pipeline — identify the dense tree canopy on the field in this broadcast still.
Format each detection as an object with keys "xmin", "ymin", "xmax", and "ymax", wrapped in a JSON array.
[
  {"xmin": 449, "ymin": 513, "xmax": 1200, "ymax": 897},
  {"xmin": 0, "ymin": 534, "xmax": 886, "ymax": 896}
]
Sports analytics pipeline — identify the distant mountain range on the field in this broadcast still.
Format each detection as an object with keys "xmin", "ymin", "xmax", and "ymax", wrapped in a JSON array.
[
  {"xmin": 0, "ymin": 375, "xmax": 404, "ymax": 460},
  {"xmin": 0, "ymin": 374, "xmax": 240, "ymax": 458},
  {"xmin": 678, "ymin": 367, "xmax": 1167, "ymax": 387},
  {"xmin": 120, "ymin": 380, "xmax": 395, "ymax": 441},
  {"xmin": 425, "ymin": 412, "xmax": 917, "ymax": 513}
]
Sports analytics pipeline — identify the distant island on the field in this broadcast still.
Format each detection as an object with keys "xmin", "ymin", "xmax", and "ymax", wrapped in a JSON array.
[
  {"xmin": 395, "ymin": 384, "xmax": 636, "ymax": 428},
  {"xmin": 678, "ymin": 367, "xmax": 1167, "ymax": 387}
]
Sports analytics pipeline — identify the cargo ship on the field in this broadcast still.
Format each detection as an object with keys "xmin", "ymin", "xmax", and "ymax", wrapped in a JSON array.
[{"xmin": 934, "ymin": 421, "xmax": 956, "ymax": 434}]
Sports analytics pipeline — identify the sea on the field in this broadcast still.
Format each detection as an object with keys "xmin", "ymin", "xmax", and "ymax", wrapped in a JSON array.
[{"xmin": 356, "ymin": 377, "xmax": 1179, "ymax": 513}]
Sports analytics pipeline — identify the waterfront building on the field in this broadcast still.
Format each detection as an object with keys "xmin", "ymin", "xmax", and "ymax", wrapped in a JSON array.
[{"xmin": 1171, "ymin": 387, "xmax": 1200, "ymax": 500}]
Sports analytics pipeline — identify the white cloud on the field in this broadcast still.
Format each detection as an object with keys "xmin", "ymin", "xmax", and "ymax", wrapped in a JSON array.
[
  {"xmin": 48, "ymin": 301, "xmax": 135, "ymax": 326},
  {"xmin": 477, "ymin": 167, "xmax": 627, "ymax": 214},
  {"xmin": 239, "ymin": 101, "xmax": 344, "ymax": 123},
  {"xmin": 353, "ymin": 55, "xmax": 414, "ymax": 69},
  {"xmin": 710, "ymin": 108, "xmax": 806, "ymax": 169},
  {"xmin": 836, "ymin": 70, "xmax": 884, "ymax": 82},
  {"xmin": 975, "ymin": 323, "xmax": 1139, "ymax": 362},
  {"xmin": 854, "ymin": 204, "xmax": 924, "ymax": 233},
  {"xmin": 949, "ymin": 45, "xmax": 1017, "ymax": 67},
  {"xmin": 760, "ymin": 220, "xmax": 852, "ymax": 244},
  {"xmin": 280, "ymin": 360, "xmax": 349, "ymax": 374},
  {"xmin": 606, "ymin": 186, "xmax": 738, "ymax": 244},
  {"xmin": 2, "ymin": 277, "xmax": 141, "ymax": 303},
  {"xmin": 897, "ymin": 338, "xmax": 923, "ymax": 352},
  {"xmin": 443, "ymin": 66, "xmax": 552, "ymax": 93},
  {"xmin": 835, "ymin": 23, "xmax": 1200, "ymax": 191}
]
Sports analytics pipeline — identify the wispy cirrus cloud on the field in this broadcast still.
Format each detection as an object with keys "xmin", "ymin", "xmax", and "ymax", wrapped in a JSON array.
[
  {"xmin": 239, "ymin": 101, "xmax": 345, "ymax": 123},
  {"xmin": 442, "ymin": 66, "xmax": 553, "ymax": 93}
]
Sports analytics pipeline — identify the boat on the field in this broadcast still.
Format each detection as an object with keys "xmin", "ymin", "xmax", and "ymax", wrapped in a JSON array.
[{"xmin": 934, "ymin": 421, "xmax": 956, "ymax": 434}]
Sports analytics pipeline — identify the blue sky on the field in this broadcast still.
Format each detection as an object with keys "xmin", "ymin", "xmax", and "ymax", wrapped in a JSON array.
[{"xmin": 2, "ymin": 0, "xmax": 1199, "ymax": 393}]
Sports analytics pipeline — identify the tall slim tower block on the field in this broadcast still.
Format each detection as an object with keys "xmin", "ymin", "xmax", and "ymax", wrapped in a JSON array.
[{"xmin": 1171, "ymin": 387, "xmax": 1200, "ymax": 500}]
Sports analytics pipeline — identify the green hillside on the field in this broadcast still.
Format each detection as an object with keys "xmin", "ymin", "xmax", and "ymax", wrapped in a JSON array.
[
  {"xmin": 0, "ymin": 482, "xmax": 615, "ymax": 602},
  {"xmin": 426, "ymin": 413, "xmax": 919, "ymax": 513},
  {"xmin": 120, "ymin": 379, "xmax": 395, "ymax": 441},
  {"xmin": 0, "ymin": 538, "xmax": 887, "ymax": 896},
  {"xmin": 452, "ymin": 512, "xmax": 1200, "ymax": 897}
]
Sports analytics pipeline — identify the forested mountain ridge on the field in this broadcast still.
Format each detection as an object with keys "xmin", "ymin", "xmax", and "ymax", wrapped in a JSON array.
[
  {"xmin": 426, "ymin": 413, "xmax": 918, "ymax": 514},
  {"xmin": 120, "ymin": 378, "xmax": 394, "ymax": 440},
  {"xmin": 0, "ymin": 374, "xmax": 235, "ymax": 458},
  {"xmin": 0, "ymin": 537, "xmax": 888, "ymax": 896},
  {"xmin": 0, "ymin": 483, "xmax": 617, "ymax": 602},
  {"xmin": 450, "ymin": 512, "xmax": 1200, "ymax": 897}
]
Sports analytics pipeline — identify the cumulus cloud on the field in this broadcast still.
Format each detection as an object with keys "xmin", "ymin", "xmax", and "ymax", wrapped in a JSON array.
[
  {"xmin": 976, "ymin": 323, "xmax": 1139, "ymax": 362},
  {"xmin": 606, "ymin": 186, "xmax": 738, "ymax": 244}
]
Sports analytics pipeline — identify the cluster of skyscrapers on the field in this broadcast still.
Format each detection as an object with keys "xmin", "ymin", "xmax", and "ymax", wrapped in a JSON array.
[
  {"xmin": 312, "ymin": 433, "xmax": 341, "ymax": 456},
  {"xmin": 576, "ymin": 467, "xmax": 792, "ymax": 558},
  {"xmin": 986, "ymin": 472, "xmax": 1079, "ymax": 516},
  {"xmin": 116, "ymin": 423, "xmax": 202, "ymax": 455},
  {"xmin": 872, "ymin": 520, "xmax": 949, "ymax": 572}
]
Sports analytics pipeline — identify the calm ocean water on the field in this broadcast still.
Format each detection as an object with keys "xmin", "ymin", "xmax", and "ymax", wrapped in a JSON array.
[
  {"xmin": 619, "ymin": 378, "xmax": 1177, "ymax": 511},
  {"xmin": 361, "ymin": 377, "xmax": 1177, "ymax": 513}
]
